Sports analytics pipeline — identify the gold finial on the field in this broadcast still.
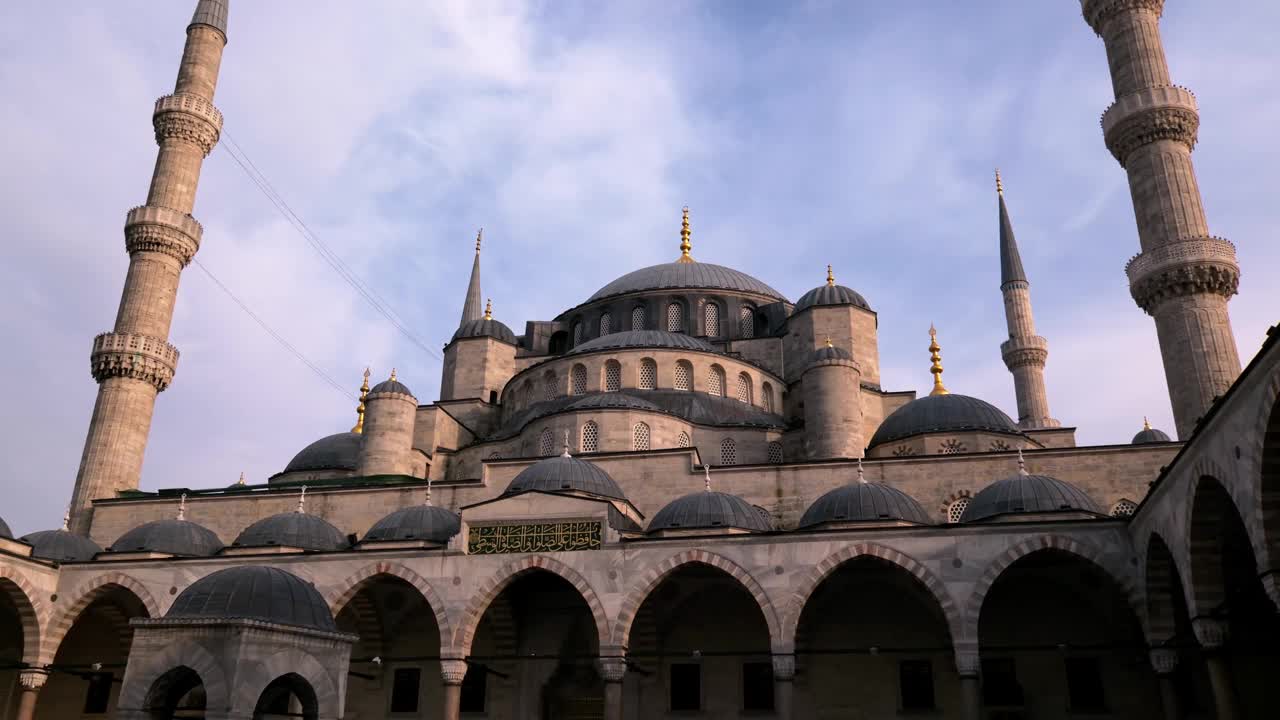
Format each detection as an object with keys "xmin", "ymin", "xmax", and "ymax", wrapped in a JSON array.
[
  {"xmin": 677, "ymin": 206, "xmax": 695, "ymax": 263},
  {"xmin": 236, "ymin": 471, "xmax": 246, "ymax": 486},
  {"xmin": 825, "ymin": 335, "xmax": 833, "ymax": 348},
  {"xmin": 856, "ymin": 457, "xmax": 866, "ymax": 484},
  {"xmin": 484, "ymin": 298, "xmax": 493, "ymax": 320},
  {"xmin": 61, "ymin": 506, "xmax": 71, "ymax": 531},
  {"xmin": 1143, "ymin": 416, "xmax": 1151, "ymax": 430},
  {"xmin": 703, "ymin": 464, "xmax": 712, "ymax": 492},
  {"xmin": 352, "ymin": 367, "xmax": 370, "ymax": 433},
  {"xmin": 1017, "ymin": 448, "xmax": 1028, "ymax": 476},
  {"xmin": 389, "ymin": 367, "xmax": 397, "ymax": 382},
  {"xmin": 425, "ymin": 475, "xmax": 433, "ymax": 506},
  {"xmin": 928, "ymin": 324, "xmax": 949, "ymax": 396},
  {"xmin": 475, "ymin": 227, "xmax": 483, "ymax": 253},
  {"xmin": 296, "ymin": 486, "xmax": 308, "ymax": 514},
  {"xmin": 995, "ymin": 168, "xmax": 1004, "ymax": 196},
  {"xmin": 562, "ymin": 431, "xmax": 572, "ymax": 458},
  {"xmin": 827, "ymin": 264, "xmax": 835, "ymax": 287},
  {"xmin": 177, "ymin": 493, "xmax": 187, "ymax": 521}
]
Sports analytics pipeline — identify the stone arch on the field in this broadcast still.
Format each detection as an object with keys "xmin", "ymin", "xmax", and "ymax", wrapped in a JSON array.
[
  {"xmin": 782, "ymin": 543, "xmax": 962, "ymax": 646},
  {"xmin": 117, "ymin": 639, "xmax": 230, "ymax": 716},
  {"xmin": 452, "ymin": 555, "xmax": 610, "ymax": 656},
  {"xmin": 1259, "ymin": 374, "xmax": 1280, "ymax": 582},
  {"xmin": 1144, "ymin": 531, "xmax": 1185, "ymax": 645},
  {"xmin": 40, "ymin": 571, "xmax": 161, "ymax": 664},
  {"xmin": 324, "ymin": 560, "xmax": 453, "ymax": 650},
  {"xmin": 612, "ymin": 550, "xmax": 784, "ymax": 653},
  {"xmin": 0, "ymin": 563, "xmax": 45, "ymax": 664},
  {"xmin": 1185, "ymin": 473, "xmax": 1260, "ymax": 618},
  {"xmin": 961, "ymin": 534, "xmax": 1141, "ymax": 642},
  {"xmin": 239, "ymin": 650, "xmax": 338, "ymax": 719}
]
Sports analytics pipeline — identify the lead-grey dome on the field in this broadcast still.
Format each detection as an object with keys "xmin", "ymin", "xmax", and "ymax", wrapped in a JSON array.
[
  {"xmin": 869, "ymin": 393, "xmax": 1022, "ymax": 448},
  {"xmin": 648, "ymin": 491, "xmax": 771, "ymax": 533},
  {"xmin": 284, "ymin": 432, "xmax": 361, "ymax": 474},
  {"xmin": 370, "ymin": 378, "xmax": 414, "ymax": 397},
  {"xmin": 808, "ymin": 344, "xmax": 853, "ymax": 364},
  {"xmin": 505, "ymin": 454, "xmax": 626, "ymax": 500},
  {"xmin": 453, "ymin": 317, "xmax": 517, "ymax": 345},
  {"xmin": 0, "ymin": 516, "xmax": 11, "ymax": 540},
  {"xmin": 960, "ymin": 473, "xmax": 1103, "ymax": 522},
  {"xmin": 794, "ymin": 284, "xmax": 871, "ymax": 313},
  {"xmin": 109, "ymin": 519, "xmax": 224, "ymax": 557},
  {"xmin": 20, "ymin": 529, "xmax": 102, "ymax": 562},
  {"xmin": 588, "ymin": 262, "xmax": 786, "ymax": 303},
  {"xmin": 569, "ymin": 330, "xmax": 716, "ymax": 355},
  {"xmin": 168, "ymin": 566, "xmax": 336, "ymax": 632},
  {"xmin": 1132, "ymin": 426, "xmax": 1172, "ymax": 444},
  {"xmin": 362, "ymin": 505, "xmax": 461, "ymax": 544},
  {"xmin": 233, "ymin": 512, "xmax": 349, "ymax": 551},
  {"xmin": 799, "ymin": 482, "xmax": 931, "ymax": 527}
]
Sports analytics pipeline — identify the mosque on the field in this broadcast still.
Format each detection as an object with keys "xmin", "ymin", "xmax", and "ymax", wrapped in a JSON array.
[{"xmin": 2, "ymin": 1, "xmax": 1278, "ymax": 719}]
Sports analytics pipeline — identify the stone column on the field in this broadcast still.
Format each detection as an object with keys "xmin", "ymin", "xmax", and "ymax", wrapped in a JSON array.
[
  {"xmin": 440, "ymin": 659, "xmax": 468, "ymax": 720},
  {"xmin": 772, "ymin": 654, "xmax": 795, "ymax": 720},
  {"xmin": 597, "ymin": 655, "xmax": 627, "ymax": 720},
  {"xmin": 955, "ymin": 646, "xmax": 982, "ymax": 720},
  {"xmin": 14, "ymin": 670, "xmax": 47, "ymax": 720},
  {"xmin": 1149, "ymin": 648, "xmax": 1182, "ymax": 720},
  {"xmin": 1192, "ymin": 618, "xmax": 1239, "ymax": 720}
]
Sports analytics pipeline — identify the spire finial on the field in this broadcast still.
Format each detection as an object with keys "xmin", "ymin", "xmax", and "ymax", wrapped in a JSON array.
[
  {"xmin": 237, "ymin": 471, "xmax": 246, "ymax": 486},
  {"xmin": 177, "ymin": 493, "xmax": 188, "ymax": 521},
  {"xmin": 677, "ymin": 206, "xmax": 695, "ymax": 264},
  {"xmin": 296, "ymin": 485, "xmax": 308, "ymax": 514},
  {"xmin": 827, "ymin": 264, "xmax": 835, "ymax": 287},
  {"xmin": 703, "ymin": 464, "xmax": 712, "ymax": 492},
  {"xmin": 61, "ymin": 506, "xmax": 71, "ymax": 531},
  {"xmin": 352, "ymin": 367, "xmax": 371, "ymax": 433},
  {"xmin": 562, "ymin": 431, "xmax": 572, "ymax": 458},
  {"xmin": 825, "ymin": 335, "xmax": 833, "ymax": 348},
  {"xmin": 1017, "ymin": 448, "xmax": 1028, "ymax": 476},
  {"xmin": 475, "ymin": 228, "xmax": 483, "ymax": 254},
  {"xmin": 928, "ymin": 324, "xmax": 949, "ymax": 396},
  {"xmin": 995, "ymin": 168, "xmax": 1004, "ymax": 196},
  {"xmin": 484, "ymin": 298, "xmax": 493, "ymax": 320},
  {"xmin": 425, "ymin": 475, "xmax": 433, "ymax": 506},
  {"xmin": 1143, "ymin": 416, "xmax": 1151, "ymax": 430},
  {"xmin": 389, "ymin": 367, "xmax": 397, "ymax": 382},
  {"xmin": 856, "ymin": 457, "xmax": 866, "ymax": 484}
]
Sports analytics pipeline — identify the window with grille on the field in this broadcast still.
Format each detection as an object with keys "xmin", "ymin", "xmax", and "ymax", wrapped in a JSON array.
[
  {"xmin": 736, "ymin": 372, "xmax": 752, "ymax": 404},
  {"xmin": 639, "ymin": 358, "xmax": 657, "ymax": 389},
  {"xmin": 600, "ymin": 312, "xmax": 612, "ymax": 335},
  {"xmin": 604, "ymin": 361, "xmax": 621, "ymax": 392},
  {"xmin": 720, "ymin": 437, "xmax": 737, "ymax": 465},
  {"xmin": 761, "ymin": 383, "xmax": 774, "ymax": 413},
  {"xmin": 1110, "ymin": 499, "xmax": 1138, "ymax": 517},
  {"xmin": 677, "ymin": 431, "xmax": 691, "ymax": 448},
  {"xmin": 631, "ymin": 306, "xmax": 645, "ymax": 330},
  {"xmin": 947, "ymin": 497, "xmax": 970, "ymax": 524},
  {"xmin": 572, "ymin": 322, "xmax": 583, "ymax": 346},
  {"xmin": 487, "ymin": 451, "xmax": 501, "ymax": 460},
  {"xmin": 571, "ymin": 364, "xmax": 587, "ymax": 395},
  {"xmin": 542, "ymin": 372, "xmax": 556, "ymax": 401},
  {"xmin": 707, "ymin": 366, "xmax": 725, "ymax": 396},
  {"xmin": 939, "ymin": 438, "xmax": 967, "ymax": 454},
  {"xmin": 767, "ymin": 442, "xmax": 783, "ymax": 464},
  {"xmin": 581, "ymin": 421, "xmax": 599, "ymax": 453},
  {"xmin": 538, "ymin": 429, "xmax": 555, "ymax": 456},
  {"xmin": 667, "ymin": 303, "xmax": 683, "ymax": 332},
  {"xmin": 674, "ymin": 361, "xmax": 692, "ymax": 391},
  {"xmin": 739, "ymin": 306, "xmax": 754, "ymax": 338},
  {"xmin": 703, "ymin": 303, "xmax": 719, "ymax": 336},
  {"xmin": 633, "ymin": 422, "xmax": 650, "ymax": 451}
]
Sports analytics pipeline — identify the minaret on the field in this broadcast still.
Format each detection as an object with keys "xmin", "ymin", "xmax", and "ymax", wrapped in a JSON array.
[
  {"xmin": 1082, "ymin": 0, "xmax": 1241, "ymax": 438},
  {"xmin": 459, "ymin": 229, "xmax": 483, "ymax": 326},
  {"xmin": 996, "ymin": 171, "xmax": 1059, "ymax": 429},
  {"xmin": 67, "ymin": 1, "xmax": 229, "ymax": 534}
]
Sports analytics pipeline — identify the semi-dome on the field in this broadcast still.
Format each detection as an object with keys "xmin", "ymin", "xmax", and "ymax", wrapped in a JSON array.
[
  {"xmin": 168, "ymin": 566, "xmax": 336, "ymax": 632},
  {"xmin": 588, "ymin": 262, "xmax": 787, "ymax": 303},
  {"xmin": 362, "ymin": 504, "xmax": 461, "ymax": 544},
  {"xmin": 283, "ymin": 432, "xmax": 362, "ymax": 474},
  {"xmin": 567, "ymin": 393, "xmax": 662, "ymax": 412},
  {"xmin": 960, "ymin": 473, "xmax": 1103, "ymax": 522},
  {"xmin": 453, "ymin": 316, "xmax": 517, "ymax": 345},
  {"xmin": 648, "ymin": 490, "xmax": 771, "ymax": 533},
  {"xmin": 0, "ymin": 516, "xmax": 11, "ymax": 540},
  {"xmin": 109, "ymin": 519, "xmax": 224, "ymax": 556},
  {"xmin": 1132, "ymin": 419, "xmax": 1172, "ymax": 444},
  {"xmin": 505, "ymin": 453, "xmax": 626, "ymax": 500},
  {"xmin": 232, "ymin": 511, "xmax": 349, "ymax": 551},
  {"xmin": 794, "ymin": 283, "xmax": 871, "ymax": 313},
  {"xmin": 569, "ymin": 329, "xmax": 716, "ymax": 355},
  {"xmin": 370, "ymin": 377, "xmax": 414, "ymax": 397},
  {"xmin": 869, "ymin": 393, "xmax": 1022, "ymax": 448},
  {"xmin": 799, "ymin": 482, "xmax": 931, "ymax": 527},
  {"xmin": 21, "ymin": 529, "xmax": 102, "ymax": 562}
]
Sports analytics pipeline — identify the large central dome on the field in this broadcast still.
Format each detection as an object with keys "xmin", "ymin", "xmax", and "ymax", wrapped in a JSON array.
[{"xmin": 587, "ymin": 261, "xmax": 787, "ymax": 303}]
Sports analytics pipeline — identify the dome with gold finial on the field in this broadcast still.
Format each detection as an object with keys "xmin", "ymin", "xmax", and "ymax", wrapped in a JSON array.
[
  {"xmin": 793, "ymin": 264, "xmax": 871, "ymax": 313},
  {"xmin": 278, "ymin": 372, "xmax": 370, "ymax": 478},
  {"xmin": 453, "ymin": 298, "xmax": 517, "ymax": 345},
  {"xmin": 1132, "ymin": 417, "xmax": 1172, "ymax": 444},
  {"xmin": 370, "ymin": 367, "xmax": 414, "ymax": 397}
]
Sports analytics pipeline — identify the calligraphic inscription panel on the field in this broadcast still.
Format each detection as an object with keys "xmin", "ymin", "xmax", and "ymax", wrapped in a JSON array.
[{"xmin": 468, "ymin": 521, "xmax": 602, "ymax": 555}]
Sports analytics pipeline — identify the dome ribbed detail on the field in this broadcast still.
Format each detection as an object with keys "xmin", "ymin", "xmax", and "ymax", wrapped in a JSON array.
[
  {"xmin": 232, "ymin": 512, "xmax": 349, "ymax": 551},
  {"xmin": 453, "ymin": 317, "xmax": 517, "ymax": 345},
  {"xmin": 109, "ymin": 519, "xmax": 224, "ymax": 557},
  {"xmin": 362, "ymin": 505, "xmax": 461, "ymax": 544},
  {"xmin": 793, "ymin": 284, "xmax": 871, "ymax": 313},
  {"xmin": 505, "ymin": 455, "xmax": 626, "ymax": 500},
  {"xmin": 869, "ymin": 394, "xmax": 1022, "ymax": 448},
  {"xmin": 648, "ymin": 491, "xmax": 771, "ymax": 532},
  {"xmin": 569, "ymin": 330, "xmax": 716, "ymax": 355},
  {"xmin": 283, "ymin": 432, "xmax": 361, "ymax": 474},
  {"xmin": 370, "ymin": 378, "xmax": 414, "ymax": 397},
  {"xmin": 960, "ymin": 474, "xmax": 1103, "ymax": 522},
  {"xmin": 1132, "ymin": 427, "xmax": 1172, "ymax": 444},
  {"xmin": 168, "ymin": 566, "xmax": 336, "ymax": 632},
  {"xmin": 20, "ymin": 530, "xmax": 102, "ymax": 562},
  {"xmin": 799, "ymin": 482, "xmax": 931, "ymax": 527},
  {"xmin": 588, "ymin": 262, "xmax": 786, "ymax": 303}
]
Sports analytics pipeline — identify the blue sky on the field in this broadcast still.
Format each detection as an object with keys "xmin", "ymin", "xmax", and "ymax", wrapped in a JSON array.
[{"xmin": 1, "ymin": 1, "xmax": 1277, "ymax": 536}]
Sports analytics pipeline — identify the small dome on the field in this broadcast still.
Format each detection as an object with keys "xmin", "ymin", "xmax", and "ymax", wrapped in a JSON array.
[
  {"xmin": 799, "ymin": 482, "xmax": 931, "ymax": 527},
  {"xmin": 588, "ymin": 262, "xmax": 787, "ymax": 303},
  {"xmin": 363, "ymin": 505, "xmax": 461, "ymax": 544},
  {"xmin": 505, "ymin": 454, "xmax": 626, "ymax": 500},
  {"xmin": 21, "ymin": 529, "xmax": 102, "ymax": 562},
  {"xmin": 168, "ymin": 566, "xmax": 336, "ymax": 631},
  {"xmin": 569, "ymin": 329, "xmax": 716, "ymax": 355},
  {"xmin": 1132, "ymin": 426, "xmax": 1172, "ymax": 444},
  {"xmin": 960, "ymin": 474, "xmax": 1103, "ymax": 522},
  {"xmin": 453, "ymin": 317, "xmax": 517, "ymax": 345},
  {"xmin": 370, "ymin": 378, "xmax": 414, "ymax": 397},
  {"xmin": 0, "ymin": 516, "xmax": 11, "ymax": 540},
  {"xmin": 648, "ymin": 491, "xmax": 771, "ymax": 533},
  {"xmin": 794, "ymin": 283, "xmax": 871, "ymax": 313},
  {"xmin": 567, "ymin": 394, "xmax": 662, "ymax": 412},
  {"xmin": 808, "ymin": 343, "xmax": 853, "ymax": 364},
  {"xmin": 109, "ymin": 519, "xmax": 224, "ymax": 557},
  {"xmin": 869, "ymin": 393, "xmax": 1022, "ymax": 448},
  {"xmin": 233, "ymin": 512, "xmax": 349, "ymax": 551},
  {"xmin": 284, "ymin": 432, "xmax": 362, "ymax": 474}
]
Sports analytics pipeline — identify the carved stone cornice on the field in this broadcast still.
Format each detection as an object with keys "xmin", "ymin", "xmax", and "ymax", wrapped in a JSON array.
[
  {"xmin": 153, "ymin": 93, "xmax": 223, "ymax": 156},
  {"xmin": 124, "ymin": 205, "xmax": 203, "ymax": 266},
  {"xmin": 1000, "ymin": 336, "xmax": 1049, "ymax": 370},
  {"xmin": 1126, "ymin": 237, "xmax": 1240, "ymax": 312},
  {"xmin": 1081, "ymin": 0, "xmax": 1164, "ymax": 35},
  {"xmin": 439, "ymin": 658, "xmax": 468, "ymax": 685},
  {"xmin": 90, "ymin": 332, "xmax": 179, "ymax": 391},
  {"xmin": 1102, "ymin": 86, "xmax": 1199, "ymax": 166},
  {"xmin": 18, "ymin": 669, "xmax": 49, "ymax": 691}
]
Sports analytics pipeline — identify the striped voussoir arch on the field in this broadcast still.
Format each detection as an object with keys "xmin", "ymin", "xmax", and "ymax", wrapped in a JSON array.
[
  {"xmin": 38, "ymin": 571, "xmax": 161, "ymax": 665},
  {"xmin": 1142, "ymin": 531, "xmax": 1182, "ymax": 645},
  {"xmin": 325, "ymin": 560, "xmax": 453, "ymax": 648},
  {"xmin": 0, "ymin": 564, "xmax": 46, "ymax": 664}
]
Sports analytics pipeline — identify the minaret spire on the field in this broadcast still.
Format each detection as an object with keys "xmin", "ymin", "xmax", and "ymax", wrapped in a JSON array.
[
  {"xmin": 352, "ymin": 367, "xmax": 370, "ymax": 433},
  {"xmin": 459, "ymin": 228, "xmax": 484, "ymax": 326},
  {"xmin": 995, "ymin": 172, "xmax": 1059, "ymax": 429},
  {"xmin": 67, "ymin": 0, "xmax": 230, "ymax": 535},
  {"xmin": 676, "ymin": 206, "xmax": 695, "ymax": 263},
  {"xmin": 928, "ymin": 325, "xmax": 949, "ymax": 397}
]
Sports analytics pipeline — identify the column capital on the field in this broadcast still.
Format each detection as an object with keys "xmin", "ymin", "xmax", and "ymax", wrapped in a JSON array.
[
  {"xmin": 18, "ymin": 669, "xmax": 49, "ymax": 691},
  {"xmin": 771, "ymin": 654, "xmax": 796, "ymax": 682},
  {"xmin": 954, "ymin": 645, "xmax": 981, "ymax": 678},
  {"xmin": 596, "ymin": 656, "xmax": 627, "ymax": 683},
  {"xmin": 439, "ymin": 658, "xmax": 468, "ymax": 686},
  {"xmin": 1149, "ymin": 647, "xmax": 1179, "ymax": 675},
  {"xmin": 1192, "ymin": 617, "xmax": 1229, "ymax": 649}
]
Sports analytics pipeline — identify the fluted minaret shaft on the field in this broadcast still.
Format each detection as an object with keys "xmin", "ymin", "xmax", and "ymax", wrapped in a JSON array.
[
  {"xmin": 997, "ymin": 177, "xmax": 1058, "ymax": 429},
  {"xmin": 68, "ymin": 1, "xmax": 228, "ymax": 534},
  {"xmin": 1082, "ymin": 0, "xmax": 1241, "ymax": 439}
]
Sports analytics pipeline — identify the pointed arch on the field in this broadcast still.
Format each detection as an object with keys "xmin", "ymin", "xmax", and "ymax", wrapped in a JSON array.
[
  {"xmin": 324, "ymin": 561, "xmax": 453, "ymax": 648},
  {"xmin": 1186, "ymin": 472, "xmax": 1260, "ymax": 618},
  {"xmin": 1258, "ymin": 372, "xmax": 1280, "ymax": 576},
  {"xmin": 1144, "ymin": 531, "xmax": 1184, "ymax": 645},
  {"xmin": 0, "ymin": 563, "xmax": 45, "ymax": 664},
  {"xmin": 452, "ymin": 555, "xmax": 609, "ymax": 656},
  {"xmin": 240, "ymin": 649, "xmax": 339, "ymax": 719},
  {"xmin": 612, "ymin": 550, "xmax": 783, "ymax": 652},
  {"xmin": 117, "ymin": 640, "xmax": 230, "ymax": 717},
  {"xmin": 40, "ymin": 571, "xmax": 161, "ymax": 664}
]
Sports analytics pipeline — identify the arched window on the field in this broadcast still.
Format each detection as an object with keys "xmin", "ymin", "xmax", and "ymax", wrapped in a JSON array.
[
  {"xmin": 736, "ymin": 372, "xmax": 752, "ymax": 404},
  {"xmin": 571, "ymin": 364, "xmax": 587, "ymax": 395},
  {"xmin": 703, "ymin": 303, "xmax": 720, "ymax": 337},
  {"xmin": 1110, "ymin": 499, "xmax": 1138, "ymax": 517},
  {"xmin": 667, "ymin": 303, "xmax": 683, "ymax": 332},
  {"xmin": 600, "ymin": 312, "xmax": 613, "ymax": 336},
  {"xmin": 639, "ymin": 358, "xmax": 657, "ymax": 390},
  {"xmin": 946, "ymin": 497, "xmax": 970, "ymax": 524},
  {"xmin": 676, "ymin": 431, "xmax": 691, "ymax": 448},
  {"xmin": 542, "ymin": 371, "xmax": 557, "ymax": 401},
  {"xmin": 707, "ymin": 365, "xmax": 725, "ymax": 397},
  {"xmin": 720, "ymin": 437, "xmax": 737, "ymax": 465},
  {"xmin": 631, "ymin": 306, "xmax": 645, "ymax": 331},
  {"xmin": 603, "ymin": 360, "xmax": 622, "ymax": 392},
  {"xmin": 767, "ymin": 442, "xmax": 784, "ymax": 464},
  {"xmin": 572, "ymin": 322, "xmax": 583, "ymax": 346},
  {"xmin": 581, "ymin": 421, "xmax": 599, "ymax": 453},
  {"xmin": 633, "ymin": 422, "xmax": 651, "ymax": 451},
  {"xmin": 761, "ymin": 382, "xmax": 774, "ymax": 413},
  {"xmin": 739, "ymin": 306, "xmax": 755, "ymax": 338},
  {"xmin": 538, "ymin": 428, "xmax": 555, "ymax": 457},
  {"xmin": 674, "ymin": 360, "xmax": 693, "ymax": 391},
  {"xmin": 487, "ymin": 451, "xmax": 502, "ymax": 460}
]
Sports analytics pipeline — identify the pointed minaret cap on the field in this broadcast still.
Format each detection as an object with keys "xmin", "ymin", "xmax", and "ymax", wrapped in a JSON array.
[
  {"xmin": 997, "ymin": 169, "xmax": 1028, "ymax": 287},
  {"xmin": 189, "ymin": 0, "xmax": 229, "ymax": 38},
  {"xmin": 677, "ymin": 206, "xmax": 695, "ymax": 263},
  {"xmin": 928, "ymin": 324, "xmax": 949, "ymax": 396},
  {"xmin": 459, "ymin": 229, "xmax": 484, "ymax": 327}
]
